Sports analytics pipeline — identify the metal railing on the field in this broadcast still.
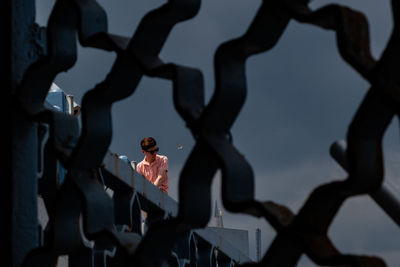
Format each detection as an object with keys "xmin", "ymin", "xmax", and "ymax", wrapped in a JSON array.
[{"xmin": 101, "ymin": 151, "xmax": 252, "ymax": 266}]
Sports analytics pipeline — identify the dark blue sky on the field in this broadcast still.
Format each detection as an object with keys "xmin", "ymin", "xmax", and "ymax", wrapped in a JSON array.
[{"xmin": 37, "ymin": 0, "xmax": 399, "ymax": 265}]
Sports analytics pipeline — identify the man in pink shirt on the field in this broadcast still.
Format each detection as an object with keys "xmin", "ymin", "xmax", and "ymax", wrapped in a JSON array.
[{"xmin": 136, "ymin": 137, "xmax": 169, "ymax": 194}]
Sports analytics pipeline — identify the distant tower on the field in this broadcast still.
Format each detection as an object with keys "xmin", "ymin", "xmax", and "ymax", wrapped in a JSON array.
[
  {"xmin": 256, "ymin": 228, "xmax": 261, "ymax": 261},
  {"xmin": 214, "ymin": 201, "xmax": 224, "ymax": 228}
]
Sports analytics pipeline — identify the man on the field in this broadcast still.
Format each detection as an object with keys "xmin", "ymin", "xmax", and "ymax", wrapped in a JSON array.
[{"xmin": 136, "ymin": 137, "xmax": 169, "ymax": 194}]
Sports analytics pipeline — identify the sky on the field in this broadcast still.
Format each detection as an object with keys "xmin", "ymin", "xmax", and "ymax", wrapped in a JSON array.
[{"xmin": 36, "ymin": 0, "xmax": 399, "ymax": 266}]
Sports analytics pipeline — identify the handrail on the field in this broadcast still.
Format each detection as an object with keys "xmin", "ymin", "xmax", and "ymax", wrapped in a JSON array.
[{"xmin": 101, "ymin": 150, "xmax": 253, "ymax": 264}]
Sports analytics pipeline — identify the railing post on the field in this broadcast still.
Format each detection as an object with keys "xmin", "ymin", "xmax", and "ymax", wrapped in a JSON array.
[{"xmin": 196, "ymin": 237, "xmax": 214, "ymax": 267}]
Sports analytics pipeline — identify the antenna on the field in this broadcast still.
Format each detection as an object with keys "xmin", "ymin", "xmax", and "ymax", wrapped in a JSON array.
[{"xmin": 214, "ymin": 201, "xmax": 224, "ymax": 228}]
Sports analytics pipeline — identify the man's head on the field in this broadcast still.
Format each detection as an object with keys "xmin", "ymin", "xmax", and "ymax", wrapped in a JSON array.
[{"xmin": 141, "ymin": 137, "xmax": 159, "ymax": 163}]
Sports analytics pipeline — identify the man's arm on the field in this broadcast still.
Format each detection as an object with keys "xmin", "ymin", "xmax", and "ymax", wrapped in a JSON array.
[
  {"xmin": 154, "ymin": 168, "xmax": 167, "ymax": 186},
  {"xmin": 154, "ymin": 157, "xmax": 168, "ymax": 187}
]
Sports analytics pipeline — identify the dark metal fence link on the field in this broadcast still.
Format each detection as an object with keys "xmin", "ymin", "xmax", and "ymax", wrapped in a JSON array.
[
  {"xmin": 13, "ymin": 0, "xmax": 399, "ymax": 266},
  {"xmin": 18, "ymin": 0, "xmax": 142, "ymax": 265},
  {"xmin": 331, "ymin": 140, "xmax": 400, "ymax": 227},
  {"xmin": 244, "ymin": 1, "xmax": 399, "ymax": 266}
]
